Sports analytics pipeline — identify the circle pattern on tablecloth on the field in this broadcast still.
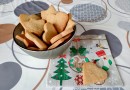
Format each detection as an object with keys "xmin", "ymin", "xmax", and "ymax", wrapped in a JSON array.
[
  {"xmin": 70, "ymin": 4, "xmax": 107, "ymax": 22},
  {"xmin": 81, "ymin": 29, "xmax": 122, "ymax": 58},
  {"xmin": 47, "ymin": 0, "xmax": 94, "ymax": 6},
  {"xmin": 0, "ymin": 62, "xmax": 22, "ymax": 90},
  {"xmin": 0, "ymin": 0, "xmax": 14, "ymax": 4},
  {"xmin": 14, "ymin": 1, "xmax": 49, "ymax": 16},
  {"xmin": 107, "ymin": 0, "xmax": 130, "ymax": 15},
  {"xmin": 118, "ymin": 21, "xmax": 130, "ymax": 31},
  {"xmin": 118, "ymin": 21, "xmax": 130, "ymax": 47},
  {"xmin": 0, "ymin": 24, "xmax": 16, "ymax": 44}
]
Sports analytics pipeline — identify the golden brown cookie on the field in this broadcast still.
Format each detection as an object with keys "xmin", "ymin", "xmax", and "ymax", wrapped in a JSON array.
[
  {"xmin": 42, "ymin": 22, "xmax": 58, "ymax": 45},
  {"xmin": 41, "ymin": 5, "xmax": 57, "ymax": 20},
  {"xmin": 19, "ymin": 14, "xmax": 45, "ymax": 36},
  {"xmin": 46, "ymin": 12, "xmax": 69, "ymax": 33},
  {"xmin": 24, "ymin": 19, "xmax": 45, "ymax": 36},
  {"xmin": 50, "ymin": 28, "xmax": 74, "ymax": 44},
  {"xmin": 48, "ymin": 34, "xmax": 71, "ymax": 50},
  {"xmin": 25, "ymin": 31, "xmax": 47, "ymax": 50},
  {"xmin": 30, "ymin": 14, "xmax": 41, "ymax": 20},
  {"xmin": 15, "ymin": 34, "xmax": 35, "ymax": 47},
  {"xmin": 82, "ymin": 62, "xmax": 107, "ymax": 85},
  {"xmin": 64, "ymin": 19, "xmax": 75, "ymax": 30},
  {"xmin": 19, "ymin": 14, "xmax": 40, "ymax": 23}
]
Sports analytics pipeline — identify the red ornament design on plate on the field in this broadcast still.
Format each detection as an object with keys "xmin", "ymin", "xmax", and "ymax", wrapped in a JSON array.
[
  {"xmin": 74, "ymin": 75, "xmax": 83, "ymax": 85},
  {"xmin": 73, "ymin": 38, "xmax": 80, "ymax": 42},
  {"xmin": 59, "ymin": 54, "xmax": 66, "ymax": 58},
  {"xmin": 96, "ymin": 50, "xmax": 106, "ymax": 57},
  {"xmin": 96, "ymin": 50, "xmax": 107, "ymax": 60}
]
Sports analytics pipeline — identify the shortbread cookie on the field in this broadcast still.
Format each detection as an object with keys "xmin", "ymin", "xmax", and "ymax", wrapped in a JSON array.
[
  {"xmin": 19, "ymin": 14, "xmax": 40, "ymax": 24},
  {"xmin": 46, "ymin": 12, "xmax": 69, "ymax": 33},
  {"xmin": 82, "ymin": 62, "xmax": 107, "ymax": 85},
  {"xmin": 25, "ymin": 31, "xmax": 47, "ymax": 50},
  {"xmin": 41, "ymin": 5, "xmax": 57, "ymax": 20},
  {"xmin": 48, "ymin": 34, "xmax": 71, "ymax": 50},
  {"xmin": 24, "ymin": 19, "xmax": 45, "ymax": 36},
  {"xmin": 42, "ymin": 22, "xmax": 58, "ymax": 45},
  {"xmin": 19, "ymin": 14, "xmax": 45, "ymax": 36},
  {"xmin": 30, "ymin": 14, "xmax": 41, "ymax": 20},
  {"xmin": 64, "ymin": 19, "xmax": 75, "ymax": 30},
  {"xmin": 50, "ymin": 28, "xmax": 74, "ymax": 44},
  {"xmin": 15, "ymin": 34, "xmax": 35, "ymax": 47}
]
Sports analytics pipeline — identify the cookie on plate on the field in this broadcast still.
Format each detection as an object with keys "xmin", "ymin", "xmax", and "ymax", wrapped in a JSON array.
[{"xmin": 82, "ymin": 62, "xmax": 107, "ymax": 85}]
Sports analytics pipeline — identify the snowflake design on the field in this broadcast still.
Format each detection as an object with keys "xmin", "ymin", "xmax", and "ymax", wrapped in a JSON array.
[{"xmin": 74, "ymin": 75, "xmax": 83, "ymax": 85}]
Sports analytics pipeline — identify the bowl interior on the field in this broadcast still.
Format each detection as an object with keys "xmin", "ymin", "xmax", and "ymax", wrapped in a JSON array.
[
  {"xmin": 13, "ymin": 23, "xmax": 26, "ymax": 49},
  {"xmin": 13, "ymin": 23, "xmax": 76, "ymax": 51}
]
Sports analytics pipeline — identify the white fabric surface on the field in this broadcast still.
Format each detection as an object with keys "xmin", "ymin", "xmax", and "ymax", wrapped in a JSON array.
[{"xmin": 0, "ymin": 0, "xmax": 130, "ymax": 90}]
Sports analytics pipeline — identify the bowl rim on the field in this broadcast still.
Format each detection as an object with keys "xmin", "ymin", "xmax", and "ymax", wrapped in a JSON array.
[{"xmin": 13, "ymin": 23, "xmax": 76, "ymax": 52}]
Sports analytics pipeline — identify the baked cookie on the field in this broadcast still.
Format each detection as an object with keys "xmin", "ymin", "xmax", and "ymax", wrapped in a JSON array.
[
  {"xmin": 42, "ymin": 22, "xmax": 58, "ymax": 45},
  {"xmin": 25, "ymin": 31, "xmax": 47, "ymax": 50},
  {"xmin": 19, "ymin": 14, "xmax": 40, "ymax": 26},
  {"xmin": 48, "ymin": 34, "xmax": 71, "ymax": 50},
  {"xmin": 41, "ymin": 5, "xmax": 57, "ymax": 20},
  {"xmin": 19, "ymin": 14, "xmax": 45, "ymax": 36},
  {"xmin": 82, "ymin": 62, "xmax": 107, "ymax": 85},
  {"xmin": 50, "ymin": 28, "xmax": 74, "ymax": 44},
  {"xmin": 64, "ymin": 19, "xmax": 75, "ymax": 30},
  {"xmin": 15, "ymin": 34, "xmax": 35, "ymax": 47},
  {"xmin": 46, "ymin": 12, "xmax": 69, "ymax": 33}
]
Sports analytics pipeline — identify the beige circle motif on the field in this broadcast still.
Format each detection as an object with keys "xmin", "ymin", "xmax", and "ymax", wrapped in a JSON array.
[{"xmin": 0, "ymin": 24, "xmax": 16, "ymax": 44}]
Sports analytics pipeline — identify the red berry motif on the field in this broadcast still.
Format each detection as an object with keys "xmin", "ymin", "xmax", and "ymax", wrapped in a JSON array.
[
  {"xmin": 59, "ymin": 54, "xmax": 66, "ymax": 58},
  {"xmin": 73, "ymin": 38, "xmax": 80, "ymax": 42},
  {"xmin": 74, "ymin": 75, "xmax": 83, "ymax": 85},
  {"xmin": 96, "ymin": 50, "xmax": 106, "ymax": 57}
]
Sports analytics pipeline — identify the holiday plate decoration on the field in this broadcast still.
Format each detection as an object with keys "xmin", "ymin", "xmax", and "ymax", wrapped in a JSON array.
[
  {"xmin": 51, "ymin": 58, "xmax": 71, "ymax": 86},
  {"xmin": 47, "ymin": 35, "xmax": 123, "ymax": 87}
]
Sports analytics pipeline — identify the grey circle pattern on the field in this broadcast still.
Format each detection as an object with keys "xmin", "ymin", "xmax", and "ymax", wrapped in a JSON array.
[
  {"xmin": 115, "ymin": 0, "xmax": 130, "ymax": 13},
  {"xmin": 0, "ymin": 62, "xmax": 22, "ymax": 90},
  {"xmin": 107, "ymin": 0, "xmax": 130, "ymax": 15},
  {"xmin": 14, "ymin": 1, "xmax": 49, "ymax": 16},
  {"xmin": 0, "ymin": 0, "xmax": 13, "ymax": 4},
  {"xmin": 118, "ymin": 21, "xmax": 130, "ymax": 31},
  {"xmin": 70, "ymin": 4, "xmax": 107, "ymax": 22},
  {"xmin": 81, "ymin": 29, "xmax": 122, "ymax": 58}
]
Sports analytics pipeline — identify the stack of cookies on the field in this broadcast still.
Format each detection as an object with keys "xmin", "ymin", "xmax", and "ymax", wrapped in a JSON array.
[{"xmin": 15, "ymin": 5, "xmax": 75, "ymax": 51}]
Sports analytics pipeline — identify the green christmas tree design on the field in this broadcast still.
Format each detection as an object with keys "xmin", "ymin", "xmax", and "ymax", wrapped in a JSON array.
[{"xmin": 51, "ymin": 58, "xmax": 71, "ymax": 86}]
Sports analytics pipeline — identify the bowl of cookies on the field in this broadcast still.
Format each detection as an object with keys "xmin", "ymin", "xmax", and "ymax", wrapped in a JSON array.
[{"xmin": 13, "ymin": 5, "xmax": 76, "ymax": 59}]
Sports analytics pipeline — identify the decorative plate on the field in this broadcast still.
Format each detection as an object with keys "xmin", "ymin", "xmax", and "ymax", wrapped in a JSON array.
[{"xmin": 47, "ymin": 35, "xmax": 123, "ymax": 87}]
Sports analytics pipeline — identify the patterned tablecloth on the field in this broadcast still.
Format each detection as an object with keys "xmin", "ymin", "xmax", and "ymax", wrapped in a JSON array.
[{"xmin": 0, "ymin": 0, "xmax": 130, "ymax": 90}]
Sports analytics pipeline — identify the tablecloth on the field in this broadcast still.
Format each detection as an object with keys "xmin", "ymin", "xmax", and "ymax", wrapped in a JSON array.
[{"xmin": 0, "ymin": 0, "xmax": 130, "ymax": 90}]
